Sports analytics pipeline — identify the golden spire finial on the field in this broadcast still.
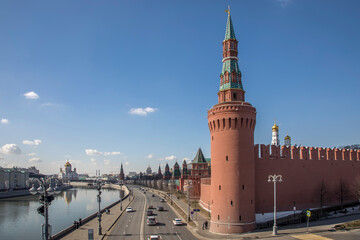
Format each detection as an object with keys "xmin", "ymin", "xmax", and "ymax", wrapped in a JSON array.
[{"xmin": 225, "ymin": 5, "xmax": 230, "ymax": 15}]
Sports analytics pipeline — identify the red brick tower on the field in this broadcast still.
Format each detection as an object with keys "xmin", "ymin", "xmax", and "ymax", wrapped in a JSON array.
[
  {"xmin": 208, "ymin": 10, "xmax": 257, "ymax": 234},
  {"xmin": 119, "ymin": 163, "xmax": 125, "ymax": 181}
]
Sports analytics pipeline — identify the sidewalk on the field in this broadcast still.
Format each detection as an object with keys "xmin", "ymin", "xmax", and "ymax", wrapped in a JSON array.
[
  {"xmin": 147, "ymin": 187, "xmax": 360, "ymax": 240},
  {"xmin": 58, "ymin": 186, "xmax": 132, "ymax": 240}
]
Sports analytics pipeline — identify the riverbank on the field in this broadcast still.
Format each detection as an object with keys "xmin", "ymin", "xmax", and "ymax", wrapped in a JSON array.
[
  {"xmin": 52, "ymin": 184, "xmax": 130, "ymax": 240},
  {"xmin": 0, "ymin": 185, "xmax": 72, "ymax": 199}
]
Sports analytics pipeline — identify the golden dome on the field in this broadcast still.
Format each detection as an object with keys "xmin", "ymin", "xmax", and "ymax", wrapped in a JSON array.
[
  {"xmin": 284, "ymin": 135, "xmax": 291, "ymax": 140},
  {"xmin": 64, "ymin": 161, "xmax": 71, "ymax": 167},
  {"xmin": 272, "ymin": 122, "xmax": 279, "ymax": 131}
]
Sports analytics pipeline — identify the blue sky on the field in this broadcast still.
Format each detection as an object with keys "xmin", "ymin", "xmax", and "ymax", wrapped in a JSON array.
[{"xmin": 0, "ymin": 0, "xmax": 359, "ymax": 175}]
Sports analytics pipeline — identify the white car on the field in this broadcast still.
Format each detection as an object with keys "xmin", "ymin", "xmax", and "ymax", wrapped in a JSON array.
[
  {"xmin": 148, "ymin": 235, "xmax": 161, "ymax": 240},
  {"xmin": 173, "ymin": 218, "xmax": 183, "ymax": 226},
  {"xmin": 147, "ymin": 216, "xmax": 157, "ymax": 226},
  {"xmin": 126, "ymin": 207, "xmax": 133, "ymax": 212}
]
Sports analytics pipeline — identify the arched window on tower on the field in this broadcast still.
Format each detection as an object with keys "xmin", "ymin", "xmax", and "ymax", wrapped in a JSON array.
[{"xmin": 231, "ymin": 42, "xmax": 234, "ymax": 49}]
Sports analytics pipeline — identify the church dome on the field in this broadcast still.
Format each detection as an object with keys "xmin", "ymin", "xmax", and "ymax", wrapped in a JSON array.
[
  {"xmin": 284, "ymin": 135, "xmax": 291, "ymax": 140},
  {"xmin": 65, "ymin": 161, "xmax": 71, "ymax": 167},
  {"xmin": 272, "ymin": 122, "xmax": 279, "ymax": 131}
]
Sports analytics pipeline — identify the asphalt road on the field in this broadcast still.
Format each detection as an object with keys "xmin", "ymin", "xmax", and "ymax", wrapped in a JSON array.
[{"xmin": 105, "ymin": 186, "xmax": 197, "ymax": 240}]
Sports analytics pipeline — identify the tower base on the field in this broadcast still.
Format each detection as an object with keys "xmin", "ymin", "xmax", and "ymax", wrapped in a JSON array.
[{"xmin": 209, "ymin": 221, "xmax": 255, "ymax": 234}]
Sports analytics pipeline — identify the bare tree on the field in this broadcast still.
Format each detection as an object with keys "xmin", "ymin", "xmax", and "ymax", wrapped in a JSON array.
[
  {"xmin": 313, "ymin": 180, "xmax": 327, "ymax": 213},
  {"xmin": 334, "ymin": 178, "xmax": 350, "ymax": 209},
  {"xmin": 351, "ymin": 175, "xmax": 360, "ymax": 209}
]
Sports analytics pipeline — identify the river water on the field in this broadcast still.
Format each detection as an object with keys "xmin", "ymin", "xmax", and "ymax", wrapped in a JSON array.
[{"xmin": 0, "ymin": 187, "xmax": 121, "ymax": 240}]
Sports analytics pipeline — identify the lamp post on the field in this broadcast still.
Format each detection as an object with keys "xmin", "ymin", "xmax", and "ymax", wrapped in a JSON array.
[
  {"xmin": 187, "ymin": 180, "xmax": 192, "ymax": 222},
  {"xmin": 29, "ymin": 177, "xmax": 61, "ymax": 240},
  {"xmin": 96, "ymin": 179, "xmax": 102, "ymax": 235},
  {"xmin": 268, "ymin": 174, "xmax": 282, "ymax": 236}
]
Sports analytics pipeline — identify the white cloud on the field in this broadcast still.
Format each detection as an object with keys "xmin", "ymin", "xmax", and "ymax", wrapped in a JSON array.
[
  {"xmin": 41, "ymin": 102, "xmax": 64, "ymax": 107},
  {"xmin": 1, "ymin": 144, "xmax": 22, "ymax": 155},
  {"xmin": 125, "ymin": 161, "xmax": 130, "ymax": 165},
  {"xmin": 146, "ymin": 154, "xmax": 154, "ymax": 159},
  {"xmin": 165, "ymin": 155, "xmax": 177, "ymax": 161},
  {"xmin": 104, "ymin": 152, "xmax": 121, "ymax": 156},
  {"xmin": 90, "ymin": 158, "xmax": 97, "ymax": 163},
  {"xmin": 128, "ymin": 107, "xmax": 157, "ymax": 116},
  {"xmin": 23, "ymin": 139, "xmax": 42, "ymax": 146},
  {"xmin": 277, "ymin": 0, "xmax": 292, "ymax": 7},
  {"xmin": 28, "ymin": 153, "xmax": 37, "ymax": 156},
  {"xmin": 24, "ymin": 91, "xmax": 39, "ymax": 100},
  {"xmin": 85, "ymin": 149, "xmax": 103, "ymax": 156},
  {"xmin": 1, "ymin": 118, "xmax": 9, "ymax": 124},
  {"xmin": 85, "ymin": 149, "xmax": 121, "ymax": 156},
  {"xmin": 104, "ymin": 159, "xmax": 111, "ymax": 165},
  {"xmin": 29, "ymin": 158, "xmax": 41, "ymax": 163}
]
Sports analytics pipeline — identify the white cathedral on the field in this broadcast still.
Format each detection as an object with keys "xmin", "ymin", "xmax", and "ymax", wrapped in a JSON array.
[{"xmin": 58, "ymin": 161, "xmax": 78, "ymax": 182}]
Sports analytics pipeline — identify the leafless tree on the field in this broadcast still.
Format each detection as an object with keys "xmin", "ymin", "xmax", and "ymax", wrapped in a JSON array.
[
  {"xmin": 351, "ymin": 175, "xmax": 360, "ymax": 209},
  {"xmin": 314, "ymin": 180, "xmax": 327, "ymax": 213},
  {"xmin": 334, "ymin": 178, "xmax": 350, "ymax": 209}
]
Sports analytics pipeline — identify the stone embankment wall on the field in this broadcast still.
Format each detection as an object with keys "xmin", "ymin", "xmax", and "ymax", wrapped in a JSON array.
[{"xmin": 51, "ymin": 184, "xmax": 129, "ymax": 240}]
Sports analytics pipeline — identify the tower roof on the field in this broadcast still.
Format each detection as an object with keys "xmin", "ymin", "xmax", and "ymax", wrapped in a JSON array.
[
  {"xmin": 224, "ymin": 10, "xmax": 236, "ymax": 40},
  {"xmin": 272, "ymin": 121, "xmax": 279, "ymax": 131},
  {"xmin": 192, "ymin": 148, "xmax": 207, "ymax": 163}
]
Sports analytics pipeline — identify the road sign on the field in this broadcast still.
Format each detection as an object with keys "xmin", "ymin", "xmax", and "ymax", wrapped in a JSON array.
[
  {"xmin": 306, "ymin": 210, "xmax": 311, "ymax": 217},
  {"xmin": 193, "ymin": 209, "xmax": 200, "ymax": 212}
]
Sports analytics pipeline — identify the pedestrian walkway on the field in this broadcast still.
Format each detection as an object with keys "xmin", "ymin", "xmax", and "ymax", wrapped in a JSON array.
[
  {"xmin": 292, "ymin": 234, "xmax": 333, "ymax": 240},
  {"xmin": 59, "ymin": 186, "xmax": 131, "ymax": 240}
]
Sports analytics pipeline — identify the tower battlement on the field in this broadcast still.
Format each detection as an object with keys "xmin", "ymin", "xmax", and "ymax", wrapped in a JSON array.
[{"xmin": 255, "ymin": 144, "xmax": 360, "ymax": 161}]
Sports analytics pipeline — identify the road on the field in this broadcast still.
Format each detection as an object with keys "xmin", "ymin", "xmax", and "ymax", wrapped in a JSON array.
[{"xmin": 105, "ymin": 186, "xmax": 197, "ymax": 240}]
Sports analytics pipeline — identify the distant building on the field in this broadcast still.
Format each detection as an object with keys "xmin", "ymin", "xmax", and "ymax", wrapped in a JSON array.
[
  {"xmin": 58, "ymin": 161, "xmax": 78, "ymax": 182},
  {"xmin": 146, "ymin": 165, "xmax": 152, "ymax": 175},
  {"xmin": 0, "ymin": 167, "xmax": 29, "ymax": 190}
]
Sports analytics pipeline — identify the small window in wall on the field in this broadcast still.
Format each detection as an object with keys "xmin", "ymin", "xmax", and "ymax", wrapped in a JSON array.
[
  {"xmin": 251, "ymin": 199, "xmax": 253, "ymax": 204},
  {"xmin": 231, "ymin": 200, "xmax": 233, "ymax": 206},
  {"xmin": 218, "ymin": 215, "xmax": 220, "ymax": 220},
  {"xmin": 219, "ymin": 185, "xmax": 221, "ymax": 190},
  {"xmin": 231, "ymin": 42, "xmax": 234, "ymax": 49},
  {"xmin": 242, "ymin": 184, "xmax": 244, "ymax": 190},
  {"xmin": 226, "ymin": 155, "xmax": 229, "ymax": 161},
  {"xmin": 212, "ymin": 136, "xmax": 214, "ymax": 141},
  {"xmin": 233, "ymin": 93, "xmax": 237, "ymax": 100},
  {"xmin": 239, "ymin": 215, "xmax": 242, "ymax": 221},
  {"xmin": 212, "ymin": 200, "xmax": 213, "ymax": 204}
]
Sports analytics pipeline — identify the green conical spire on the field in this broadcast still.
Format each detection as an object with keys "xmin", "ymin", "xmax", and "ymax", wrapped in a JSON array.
[{"xmin": 225, "ymin": 12, "xmax": 236, "ymax": 40}]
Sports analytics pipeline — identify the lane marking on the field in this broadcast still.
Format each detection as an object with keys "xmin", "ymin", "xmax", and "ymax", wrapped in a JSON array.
[
  {"xmin": 139, "ymin": 189, "xmax": 147, "ymax": 240},
  {"xmin": 176, "ymin": 232, "xmax": 182, "ymax": 240},
  {"xmin": 292, "ymin": 234, "xmax": 334, "ymax": 240}
]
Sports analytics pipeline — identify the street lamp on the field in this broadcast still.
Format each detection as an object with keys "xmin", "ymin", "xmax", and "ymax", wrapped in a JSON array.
[
  {"xmin": 187, "ymin": 180, "xmax": 193, "ymax": 222},
  {"xmin": 268, "ymin": 174, "xmax": 282, "ymax": 236},
  {"xmin": 96, "ymin": 179, "xmax": 102, "ymax": 235},
  {"xmin": 29, "ymin": 177, "xmax": 61, "ymax": 240}
]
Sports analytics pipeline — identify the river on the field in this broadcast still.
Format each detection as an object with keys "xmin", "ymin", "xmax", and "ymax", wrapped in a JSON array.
[{"xmin": 0, "ymin": 187, "xmax": 121, "ymax": 240}]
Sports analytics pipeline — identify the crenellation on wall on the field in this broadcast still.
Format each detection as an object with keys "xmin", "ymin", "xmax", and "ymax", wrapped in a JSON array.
[
  {"xmin": 335, "ymin": 148, "xmax": 343, "ymax": 161},
  {"xmin": 260, "ymin": 144, "xmax": 270, "ymax": 159},
  {"xmin": 300, "ymin": 146, "xmax": 309, "ymax": 160},
  {"xmin": 310, "ymin": 147, "xmax": 318, "ymax": 160},
  {"xmin": 319, "ymin": 147, "xmax": 326, "ymax": 160},
  {"xmin": 281, "ymin": 145, "xmax": 291, "ymax": 159},
  {"xmin": 291, "ymin": 146, "xmax": 300, "ymax": 160},
  {"xmin": 256, "ymin": 144, "xmax": 360, "ymax": 163},
  {"xmin": 270, "ymin": 145, "xmax": 280, "ymax": 159},
  {"xmin": 342, "ymin": 149, "xmax": 350, "ymax": 161},
  {"xmin": 326, "ymin": 148, "xmax": 335, "ymax": 160}
]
